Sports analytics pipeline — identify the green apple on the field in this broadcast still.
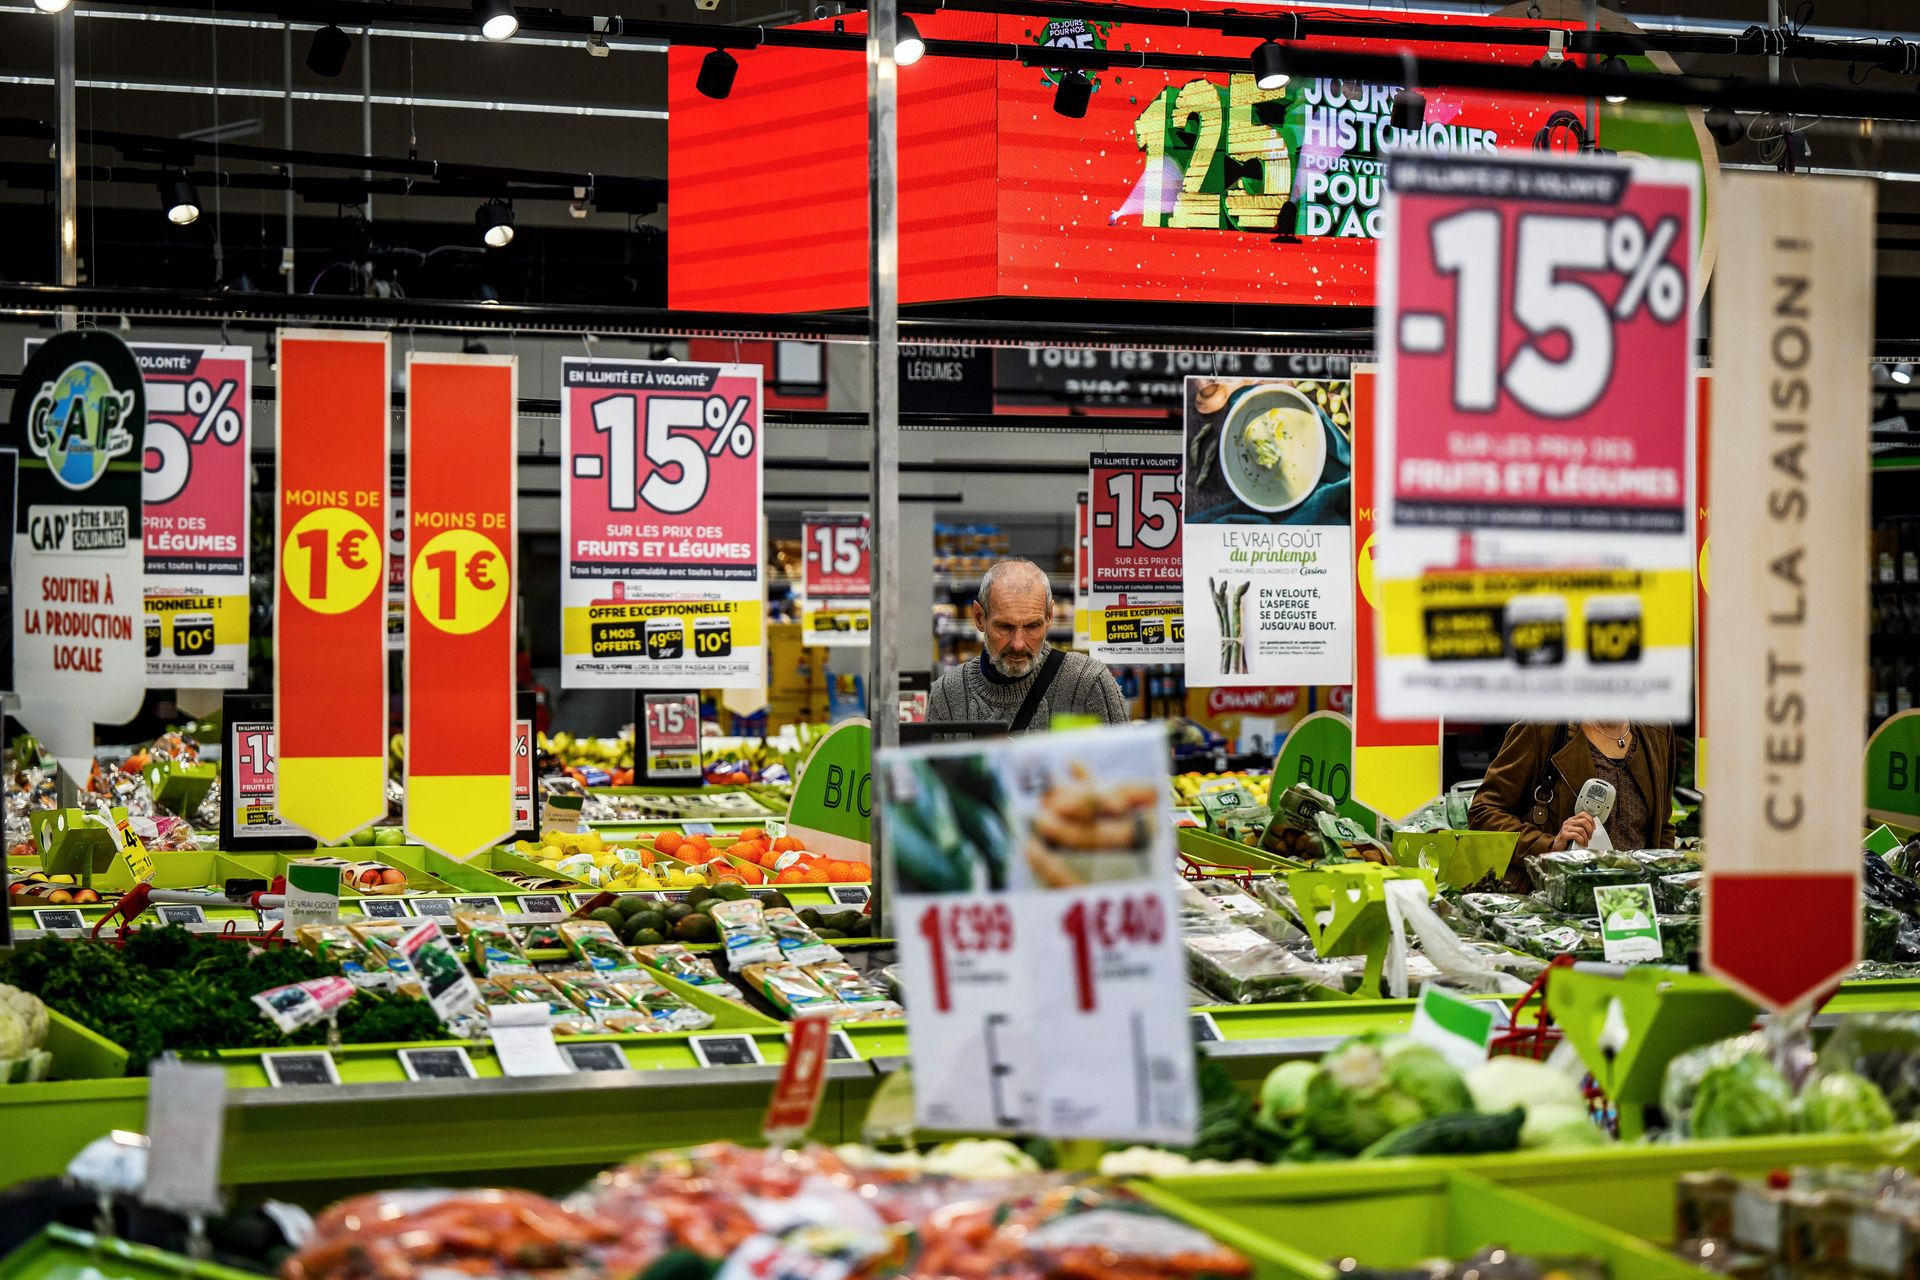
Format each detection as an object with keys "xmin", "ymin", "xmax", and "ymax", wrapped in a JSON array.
[
  {"xmin": 348, "ymin": 828, "xmax": 377, "ymax": 847},
  {"xmin": 371, "ymin": 826, "xmax": 408, "ymax": 847}
]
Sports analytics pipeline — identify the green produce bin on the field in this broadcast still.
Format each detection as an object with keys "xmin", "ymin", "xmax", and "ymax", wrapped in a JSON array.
[
  {"xmin": 44, "ymin": 1008, "xmax": 131, "ymax": 1080},
  {"xmin": 1176, "ymin": 825, "xmax": 1295, "ymax": 873},
  {"xmin": 1135, "ymin": 1169, "xmax": 1703, "ymax": 1280},
  {"xmin": 0, "ymin": 1225, "xmax": 263, "ymax": 1280}
]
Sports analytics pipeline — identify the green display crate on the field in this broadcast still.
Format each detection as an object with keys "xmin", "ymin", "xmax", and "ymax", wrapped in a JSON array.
[
  {"xmin": 0, "ymin": 1226, "xmax": 263, "ymax": 1280},
  {"xmin": 1134, "ymin": 1169, "xmax": 1703, "ymax": 1280}
]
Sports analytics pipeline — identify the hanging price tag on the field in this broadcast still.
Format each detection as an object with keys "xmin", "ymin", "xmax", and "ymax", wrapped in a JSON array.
[
  {"xmin": 1086, "ymin": 454, "xmax": 1184, "ymax": 663},
  {"xmin": 642, "ymin": 692, "xmax": 702, "ymax": 782},
  {"xmin": 800, "ymin": 512, "xmax": 872, "ymax": 646},
  {"xmin": 512, "ymin": 719, "xmax": 535, "ymax": 833},
  {"xmin": 881, "ymin": 723, "xmax": 1196, "ymax": 1144},
  {"xmin": 1374, "ymin": 151, "xmax": 1698, "ymax": 722}
]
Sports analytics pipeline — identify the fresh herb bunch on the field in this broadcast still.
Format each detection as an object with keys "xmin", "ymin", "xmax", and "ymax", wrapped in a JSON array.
[{"xmin": 0, "ymin": 927, "xmax": 443, "ymax": 1074}]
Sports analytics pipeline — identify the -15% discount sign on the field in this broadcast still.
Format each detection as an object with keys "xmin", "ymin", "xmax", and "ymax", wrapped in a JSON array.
[
  {"xmin": 580, "ymin": 391, "xmax": 755, "ymax": 514},
  {"xmin": 1374, "ymin": 152, "xmax": 1698, "ymax": 723}
]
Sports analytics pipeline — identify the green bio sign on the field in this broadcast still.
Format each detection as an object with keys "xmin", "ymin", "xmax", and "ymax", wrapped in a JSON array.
[
  {"xmin": 785, "ymin": 719, "xmax": 872, "ymax": 863},
  {"xmin": 1867, "ymin": 709, "xmax": 1920, "ymax": 830},
  {"xmin": 1275, "ymin": 711, "xmax": 1376, "ymax": 830}
]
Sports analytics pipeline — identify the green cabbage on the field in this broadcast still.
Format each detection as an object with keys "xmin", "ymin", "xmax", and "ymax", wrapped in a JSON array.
[
  {"xmin": 1303, "ymin": 1034, "xmax": 1473, "ymax": 1154},
  {"xmin": 1465, "ymin": 1056, "xmax": 1584, "ymax": 1115},
  {"xmin": 1260, "ymin": 1060, "xmax": 1315, "ymax": 1127},
  {"xmin": 1690, "ymin": 1052, "xmax": 1793, "ymax": 1139},
  {"xmin": 1795, "ymin": 1071, "xmax": 1895, "ymax": 1135},
  {"xmin": 1520, "ymin": 1102, "xmax": 1607, "ymax": 1150}
]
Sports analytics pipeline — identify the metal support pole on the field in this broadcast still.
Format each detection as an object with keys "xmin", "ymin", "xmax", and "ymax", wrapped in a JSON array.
[
  {"xmin": 283, "ymin": 23, "xmax": 296, "ymax": 293},
  {"xmin": 54, "ymin": 6, "xmax": 78, "ymax": 300},
  {"xmin": 1583, "ymin": 0, "xmax": 1596, "ymax": 144},
  {"xmin": 361, "ymin": 26, "xmax": 373, "ymax": 221},
  {"xmin": 866, "ymin": 0, "xmax": 900, "ymax": 928}
]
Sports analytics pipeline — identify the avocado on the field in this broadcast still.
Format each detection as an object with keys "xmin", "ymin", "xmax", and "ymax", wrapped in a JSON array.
[
  {"xmin": 631, "ymin": 909, "xmax": 668, "ymax": 934},
  {"xmin": 615, "ymin": 895, "xmax": 653, "ymax": 919},
  {"xmin": 662, "ymin": 902, "xmax": 695, "ymax": 925},
  {"xmin": 684, "ymin": 886, "xmax": 716, "ymax": 909},
  {"xmin": 589, "ymin": 907, "xmax": 625, "ymax": 929},
  {"xmin": 825, "ymin": 910, "xmax": 866, "ymax": 932},
  {"xmin": 761, "ymin": 891, "xmax": 792, "ymax": 910},
  {"xmin": 674, "ymin": 914, "xmax": 718, "ymax": 944},
  {"xmin": 631, "ymin": 927, "xmax": 667, "ymax": 947},
  {"xmin": 713, "ymin": 882, "xmax": 749, "ymax": 902},
  {"xmin": 798, "ymin": 908, "xmax": 826, "ymax": 928},
  {"xmin": 818, "ymin": 927, "xmax": 845, "ymax": 939}
]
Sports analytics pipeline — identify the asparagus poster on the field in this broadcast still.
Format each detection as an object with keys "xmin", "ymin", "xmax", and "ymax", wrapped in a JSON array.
[{"xmin": 1182, "ymin": 376, "xmax": 1355, "ymax": 687}]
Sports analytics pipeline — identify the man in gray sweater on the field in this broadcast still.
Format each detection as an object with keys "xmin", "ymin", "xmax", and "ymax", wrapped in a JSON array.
[{"xmin": 927, "ymin": 558, "xmax": 1129, "ymax": 731}]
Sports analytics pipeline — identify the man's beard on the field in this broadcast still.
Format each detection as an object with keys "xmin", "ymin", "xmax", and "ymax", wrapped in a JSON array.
[{"xmin": 986, "ymin": 641, "xmax": 1049, "ymax": 679}]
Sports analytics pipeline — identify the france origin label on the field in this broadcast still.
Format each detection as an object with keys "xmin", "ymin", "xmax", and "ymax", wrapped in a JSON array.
[
  {"xmin": 9, "ymin": 330, "xmax": 147, "ymax": 777},
  {"xmin": 1349, "ymin": 368, "xmax": 1440, "ymax": 821},
  {"xmin": 1086, "ymin": 453, "xmax": 1184, "ymax": 662},
  {"xmin": 559, "ymin": 360, "xmax": 764, "ymax": 689},
  {"xmin": 1182, "ymin": 376, "xmax": 1354, "ymax": 688},
  {"xmin": 403, "ymin": 355, "xmax": 517, "ymax": 860},
  {"xmin": 274, "ymin": 331, "xmax": 390, "ymax": 843},
  {"xmin": 1705, "ymin": 173, "xmax": 1872, "ymax": 1012},
  {"xmin": 27, "ymin": 339, "xmax": 251, "ymax": 687}
]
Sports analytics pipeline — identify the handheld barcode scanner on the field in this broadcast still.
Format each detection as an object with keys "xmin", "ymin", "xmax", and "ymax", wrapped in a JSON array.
[{"xmin": 1574, "ymin": 778, "xmax": 1617, "ymax": 851}]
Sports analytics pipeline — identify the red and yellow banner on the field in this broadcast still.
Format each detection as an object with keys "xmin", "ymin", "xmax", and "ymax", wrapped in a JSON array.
[
  {"xmin": 403, "ymin": 354, "xmax": 517, "ymax": 859},
  {"xmin": 275, "ymin": 330, "xmax": 391, "ymax": 843},
  {"xmin": 1351, "ymin": 368, "xmax": 1439, "ymax": 822}
]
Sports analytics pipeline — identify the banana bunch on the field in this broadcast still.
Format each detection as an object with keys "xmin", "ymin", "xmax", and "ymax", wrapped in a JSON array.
[{"xmin": 539, "ymin": 732, "xmax": 634, "ymax": 770}]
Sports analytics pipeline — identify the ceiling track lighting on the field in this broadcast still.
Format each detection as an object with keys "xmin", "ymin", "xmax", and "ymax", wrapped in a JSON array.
[
  {"xmin": 696, "ymin": 48, "xmax": 738, "ymax": 99},
  {"xmin": 1536, "ymin": 28, "xmax": 1567, "ymax": 71},
  {"xmin": 1251, "ymin": 40, "xmax": 1289, "ymax": 92},
  {"xmin": 32, "ymin": 0, "xmax": 72, "ymax": 12},
  {"xmin": 162, "ymin": 172, "xmax": 201, "ymax": 226},
  {"xmin": 1391, "ymin": 86, "xmax": 1425, "ymax": 130},
  {"xmin": 474, "ymin": 0, "xmax": 518, "ymax": 42},
  {"xmin": 1598, "ymin": 53, "xmax": 1629, "ymax": 103},
  {"xmin": 306, "ymin": 24, "xmax": 352, "ymax": 77},
  {"xmin": 476, "ymin": 197, "xmax": 515, "ymax": 247},
  {"xmin": 1894, "ymin": 363, "xmax": 1913, "ymax": 386},
  {"xmin": 1052, "ymin": 69, "xmax": 1092, "ymax": 118},
  {"xmin": 894, "ymin": 14, "xmax": 925, "ymax": 66}
]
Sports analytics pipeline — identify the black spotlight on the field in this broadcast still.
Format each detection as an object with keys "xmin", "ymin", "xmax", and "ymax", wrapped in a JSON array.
[
  {"xmin": 1053, "ymin": 70, "xmax": 1092, "ymax": 119},
  {"xmin": 1703, "ymin": 106, "xmax": 1743, "ymax": 146},
  {"xmin": 1391, "ymin": 88, "xmax": 1425, "ymax": 130},
  {"xmin": 1251, "ymin": 39, "xmax": 1288, "ymax": 91},
  {"xmin": 1598, "ymin": 54, "xmax": 1629, "ymax": 103},
  {"xmin": 306, "ymin": 24, "xmax": 351, "ymax": 77},
  {"xmin": 476, "ymin": 198, "xmax": 515, "ymax": 248},
  {"xmin": 162, "ymin": 172, "xmax": 201, "ymax": 226},
  {"xmin": 474, "ymin": 0, "xmax": 517, "ymax": 41},
  {"xmin": 697, "ymin": 48, "xmax": 738, "ymax": 99},
  {"xmin": 895, "ymin": 15, "xmax": 925, "ymax": 66}
]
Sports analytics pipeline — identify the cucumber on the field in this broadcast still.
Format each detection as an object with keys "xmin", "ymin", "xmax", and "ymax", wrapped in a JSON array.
[{"xmin": 1357, "ymin": 1107, "xmax": 1525, "ymax": 1160}]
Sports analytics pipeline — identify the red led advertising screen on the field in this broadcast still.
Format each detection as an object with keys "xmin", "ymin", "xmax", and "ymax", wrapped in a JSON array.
[{"xmin": 669, "ymin": 4, "xmax": 1594, "ymax": 311}]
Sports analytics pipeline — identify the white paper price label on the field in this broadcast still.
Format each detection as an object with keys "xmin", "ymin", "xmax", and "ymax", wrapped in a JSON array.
[{"xmin": 144, "ymin": 1059, "xmax": 227, "ymax": 1215}]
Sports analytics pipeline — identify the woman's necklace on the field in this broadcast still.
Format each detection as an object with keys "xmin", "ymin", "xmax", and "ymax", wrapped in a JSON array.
[{"xmin": 1586, "ymin": 721, "xmax": 1630, "ymax": 752}]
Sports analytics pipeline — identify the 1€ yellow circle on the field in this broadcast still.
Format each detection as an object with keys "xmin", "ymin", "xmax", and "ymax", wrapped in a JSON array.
[
  {"xmin": 411, "ymin": 528, "xmax": 509, "ymax": 635},
  {"xmin": 283, "ymin": 507, "xmax": 381, "ymax": 615}
]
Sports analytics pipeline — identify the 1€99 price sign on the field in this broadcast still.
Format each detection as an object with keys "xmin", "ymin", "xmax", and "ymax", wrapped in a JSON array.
[
  {"xmin": 560, "ymin": 360, "xmax": 765, "ymax": 690},
  {"xmin": 799, "ymin": 511, "xmax": 871, "ymax": 646},
  {"xmin": 1374, "ymin": 152, "xmax": 1698, "ymax": 723},
  {"xmin": 1086, "ymin": 453, "xmax": 1184, "ymax": 664},
  {"xmin": 879, "ymin": 722, "xmax": 1196, "ymax": 1144}
]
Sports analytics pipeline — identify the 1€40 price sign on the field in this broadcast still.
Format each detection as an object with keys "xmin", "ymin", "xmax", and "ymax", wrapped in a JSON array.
[{"xmin": 1374, "ymin": 152, "xmax": 1698, "ymax": 723}]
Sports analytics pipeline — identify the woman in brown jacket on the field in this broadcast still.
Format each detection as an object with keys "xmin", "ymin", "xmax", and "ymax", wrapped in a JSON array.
[{"xmin": 1469, "ymin": 721, "xmax": 1680, "ymax": 885}]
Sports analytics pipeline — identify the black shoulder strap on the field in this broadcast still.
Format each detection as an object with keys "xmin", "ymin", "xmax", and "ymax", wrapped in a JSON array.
[{"xmin": 1009, "ymin": 649, "xmax": 1067, "ymax": 733}]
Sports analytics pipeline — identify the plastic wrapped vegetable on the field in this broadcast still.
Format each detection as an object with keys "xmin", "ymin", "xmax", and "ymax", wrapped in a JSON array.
[
  {"xmin": 764, "ymin": 907, "xmax": 841, "ymax": 966},
  {"xmin": 1654, "ymin": 871, "xmax": 1702, "ymax": 914},
  {"xmin": 1867, "ymin": 906, "xmax": 1903, "ymax": 964},
  {"xmin": 1865, "ymin": 849, "xmax": 1920, "ymax": 915},
  {"xmin": 1303, "ymin": 1033, "xmax": 1474, "ymax": 1153},
  {"xmin": 711, "ymin": 898, "xmax": 782, "ymax": 967},
  {"xmin": 283, "ymin": 1188, "xmax": 609, "ymax": 1280},
  {"xmin": 804, "ymin": 961, "xmax": 904, "ymax": 1022},
  {"xmin": 1817, "ymin": 1014, "xmax": 1920, "ymax": 1120},
  {"xmin": 633, "ymin": 943, "xmax": 746, "ymax": 1002},
  {"xmin": 558, "ymin": 921, "xmax": 643, "ymax": 977},
  {"xmin": 1185, "ymin": 928, "xmax": 1347, "ymax": 1004},
  {"xmin": 457, "ymin": 913, "xmax": 534, "ymax": 977},
  {"xmin": 1528, "ymin": 850, "xmax": 1650, "ymax": 913},
  {"xmin": 1662, "ymin": 1034, "xmax": 1796, "ymax": 1140},
  {"xmin": 1795, "ymin": 1070, "xmax": 1895, "ymax": 1134}
]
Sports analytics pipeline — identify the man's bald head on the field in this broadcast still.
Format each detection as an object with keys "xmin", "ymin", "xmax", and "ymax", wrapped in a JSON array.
[
  {"xmin": 977, "ymin": 558, "xmax": 1052, "ymax": 619},
  {"xmin": 972, "ymin": 558, "xmax": 1054, "ymax": 679}
]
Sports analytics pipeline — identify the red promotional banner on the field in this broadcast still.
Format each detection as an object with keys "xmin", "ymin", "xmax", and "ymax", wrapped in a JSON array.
[
  {"xmin": 403, "ymin": 354, "xmax": 518, "ymax": 859},
  {"xmin": 1694, "ymin": 374, "xmax": 1711, "ymax": 779},
  {"xmin": 1350, "ymin": 369, "xmax": 1439, "ymax": 821},
  {"xmin": 275, "ymin": 330, "xmax": 390, "ymax": 843},
  {"xmin": 669, "ymin": 6, "xmax": 1592, "ymax": 312}
]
